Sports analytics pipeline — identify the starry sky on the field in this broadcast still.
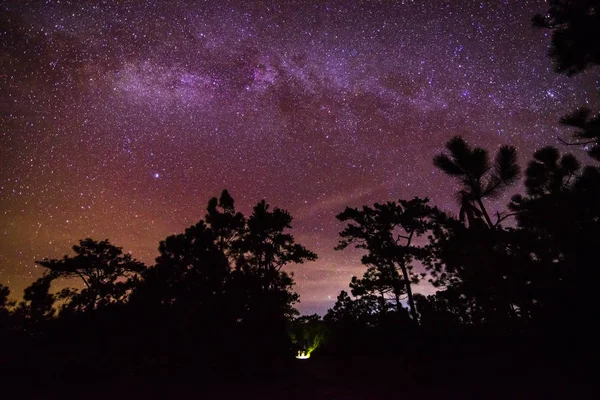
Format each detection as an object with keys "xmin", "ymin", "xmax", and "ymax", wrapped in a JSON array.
[{"xmin": 1, "ymin": 0, "xmax": 598, "ymax": 314}]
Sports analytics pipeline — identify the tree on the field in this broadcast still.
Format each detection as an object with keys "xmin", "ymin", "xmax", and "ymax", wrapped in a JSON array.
[
  {"xmin": 533, "ymin": 0, "xmax": 600, "ymax": 76},
  {"xmin": 131, "ymin": 190, "xmax": 317, "ymax": 366},
  {"xmin": 336, "ymin": 197, "xmax": 442, "ymax": 324},
  {"xmin": 142, "ymin": 191, "xmax": 317, "ymax": 317},
  {"xmin": 509, "ymin": 146, "xmax": 594, "ymax": 240},
  {"xmin": 205, "ymin": 189, "xmax": 245, "ymax": 256},
  {"xmin": 231, "ymin": 199, "xmax": 317, "ymax": 362},
  {"xmin": 0, "ymin": 283, "xmax": 9, "ymax": 311},
  {"xmin": 534, "ymin": 1, "xmax": 600, "ymax": 160},
  {"xmin": 0, "ymin": 283, "xmax": 16, "ymax": 357},
  {"xmin": 349, "ymin": 264, "xmax": 405, "ymax": 316},
  {"xmin": 235, "ymin": 200, "xmax": 317, "ymax": 317},
  {"xmin": 559, "ymin": 108, "xmax": 600, "ymax": 161},
  {"xmin": 0, "ymin": 283, "xmax": 12, "ymax": 322},
  {"xmin": 425, "ymin": 216, "xmax": 524, "ymax": 326},
  {"xmin": 142, "ymin": 220, "xmax": 231, "ymax": 309},
  {"xmin": 509, "ymin": 148, "xmax": 600, "ymax": 324},
  {"xmin": 135, "ymin": 190, "xmax": 245, "ymax": 315},
  {"xmin": 524, "ymin": 147, "xmax": 580, "ymax": 195},
  {"xmin": 414, "ymin": 291, "xmax": 465, "ymax": 329},
  {"xmin": 433, "ymin": 136, "xmax": 520, "ymax": 228},
  {"xmin": 17, "ymin": 275, "xmax": 55, "ymax": 324},
  {"xmin": 238, "ymin": 200, "xmax": 317, "ymax": 291},
  {"xmin": 36, "ymin": 239, "xmax": 145, "ymax": 312},
  {"xmin": 324, "ymin": 290, "xmax": 378, "ymax": 327}
]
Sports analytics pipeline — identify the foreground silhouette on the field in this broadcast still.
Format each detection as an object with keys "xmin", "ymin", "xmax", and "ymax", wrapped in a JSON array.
[
  {"xmin": 534, "ymin": 0, "xmax": 600, "ymax": 160},
  {"xmin": 323, "ymin": 138, "xmax": 598, "ymax": 398},
  {"xmin": 1, "ymin": 136, "xmax": 598, "ymax": 397},
  {"xmin": 0, "ymin": 191, "xmax": 318, "ymax": 397}
]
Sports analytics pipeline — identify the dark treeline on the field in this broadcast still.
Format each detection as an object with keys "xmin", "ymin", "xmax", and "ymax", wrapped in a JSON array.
[
  {"xmin": 1, "ymin": 192, "xmax": 319, "ymax": 394},
  {"xmin": 318, "ymin": 138, "xmax": 599, "ymax": 394},
  {"xmin": 1, "ymin": 138, "xmax": 598, "ymax": 397},
  {"xmin": 2, "ymin": 2, "xmax": 600, "ymax": 397}
]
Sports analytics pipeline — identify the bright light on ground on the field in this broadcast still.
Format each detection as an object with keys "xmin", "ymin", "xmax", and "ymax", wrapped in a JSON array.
[{"xmin": 296, "ymin": 351, "xmax": 310, "ymax": 360}]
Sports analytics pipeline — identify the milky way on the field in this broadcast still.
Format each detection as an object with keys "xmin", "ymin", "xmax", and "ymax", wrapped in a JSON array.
[{"xmin": 1, "ymin": 0, "xmax": 598, "ymax": 314}]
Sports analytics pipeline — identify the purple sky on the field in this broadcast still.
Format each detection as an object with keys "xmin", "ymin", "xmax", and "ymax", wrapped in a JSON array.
[{"xmin": 1, "ymin": 0, "xmax": 598, "ymax": 314}]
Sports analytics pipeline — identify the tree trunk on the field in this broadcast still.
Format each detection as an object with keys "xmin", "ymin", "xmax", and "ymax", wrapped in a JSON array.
[
  {"xmin": 379, "ymin": 292, "xmax": 386, "ymax": 315},
  {"xmin": 394, "ymin": 291, "xmax": 402, "ymax": 314},
  {"xmin": 476, "ymin": 197, "xmax": 494, "ymax": 229},
  {"xmin": 399, "ymin": 263, "xmax": 419, "ymax": 324}
]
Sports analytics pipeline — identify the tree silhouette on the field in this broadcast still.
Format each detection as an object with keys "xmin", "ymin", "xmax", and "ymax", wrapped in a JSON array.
[
  {"xmin": 0, "ymin": 283, "xmax": 9, "ymax": 309},
  {"xmin": 336, "ymin": 197, "xmax": 441, "ymax": 324},
  {"xmin": 509, "ymin": 146, "xmax": 591, "ymax": 236},
  {"xmin": 142, "ymin": 220, "xmax": 231, "ymax": 309},
  {"xmin": 238, "ymin": 200, "xmax": 317, "ymax": 291},
  {"xmin": 534, "ymin": 1, "xmax": 600, "ymax": 160},
  {"xmin": 205, "ymin": 189, "xmax": 245, "ymax": 256},
  {"xmin": 232, "ymin": 199, "xmax": 317, "ymax": 361},
  {"xmin": 324, "ymin": 290, "xmax": 378, "ymax": 327},
  {"xmin": 0, "ymin": 283, "xmax": 15, "ymax": 361},
  {"xmin": 36, "ymin": 239, "xmax": 145, "ymax": 312},
  {"xmin": 433, "ymin": 136, "xmax": 520, "ymax": 228},
  {"xmin": 135, "ymin": 190, "xmax": 245, "ymax": 316},
  {"xmin": 559, "ymin": 108, "xmax": 600, "ymax": 161},
  {"xmin": 414, "ymin": 291, "xmax": 465, "ymax": 329},
  {"xmin": 233, "ymin": 199, "xmax": 317, "ymax": 320},
  {"xmin": 130, "ymin": 190, "xmax": 316, "ymax": 367},
  {"xmin": 349, "ymin": 264, "xmax": 405, "ymax": 316},
  {"xmin": 533, "ymin": 0, "xmax": 600, "ymax": 75},
  {"xmin": 525, "ymin": 146, "xmax": 580, "ymax": 195},
  {"xmin": 508, "ymin": 146, "xmax": 583, "ymax": 251},
  {"xmin": 425, "ymin": 216, "xmax": 524, "ymax": 326},
  {"xmin": 509, "ymin": 148, "xmax": 600, "ymax": 324},
  {"xmin": 0, "ymin": 283, "xmax": 12, "ymax": 323},
  {"xmin": 16, "ymin": 275, "xmax": 55, "ymax": 325}
]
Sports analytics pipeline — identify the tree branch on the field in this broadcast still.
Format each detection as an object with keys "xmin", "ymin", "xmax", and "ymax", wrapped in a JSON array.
[
  {"xmin": 557, "ymin": 136, "xmax": 597, "ymax": 146},
  {"xmin": 75, "ymin": 271, "xmax": 92, "ymax": 291},
  {"xmin": 405, "ymin": 230, "xmax": 414, "ymax": 248},
  {"xmin": 494, "ymin": 212, "xmax": 519, "ymax": 227}
]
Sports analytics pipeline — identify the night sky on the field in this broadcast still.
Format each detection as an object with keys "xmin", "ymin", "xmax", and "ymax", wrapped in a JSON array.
[{"xmin": 1, "ymin": 0, "xmax": 598, "ymax": 314}]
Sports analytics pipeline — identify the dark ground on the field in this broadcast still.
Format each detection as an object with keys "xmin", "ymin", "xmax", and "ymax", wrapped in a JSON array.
[{"xmin": 7, "ymin": 351, "xmax": 594, "ymax": 400}]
